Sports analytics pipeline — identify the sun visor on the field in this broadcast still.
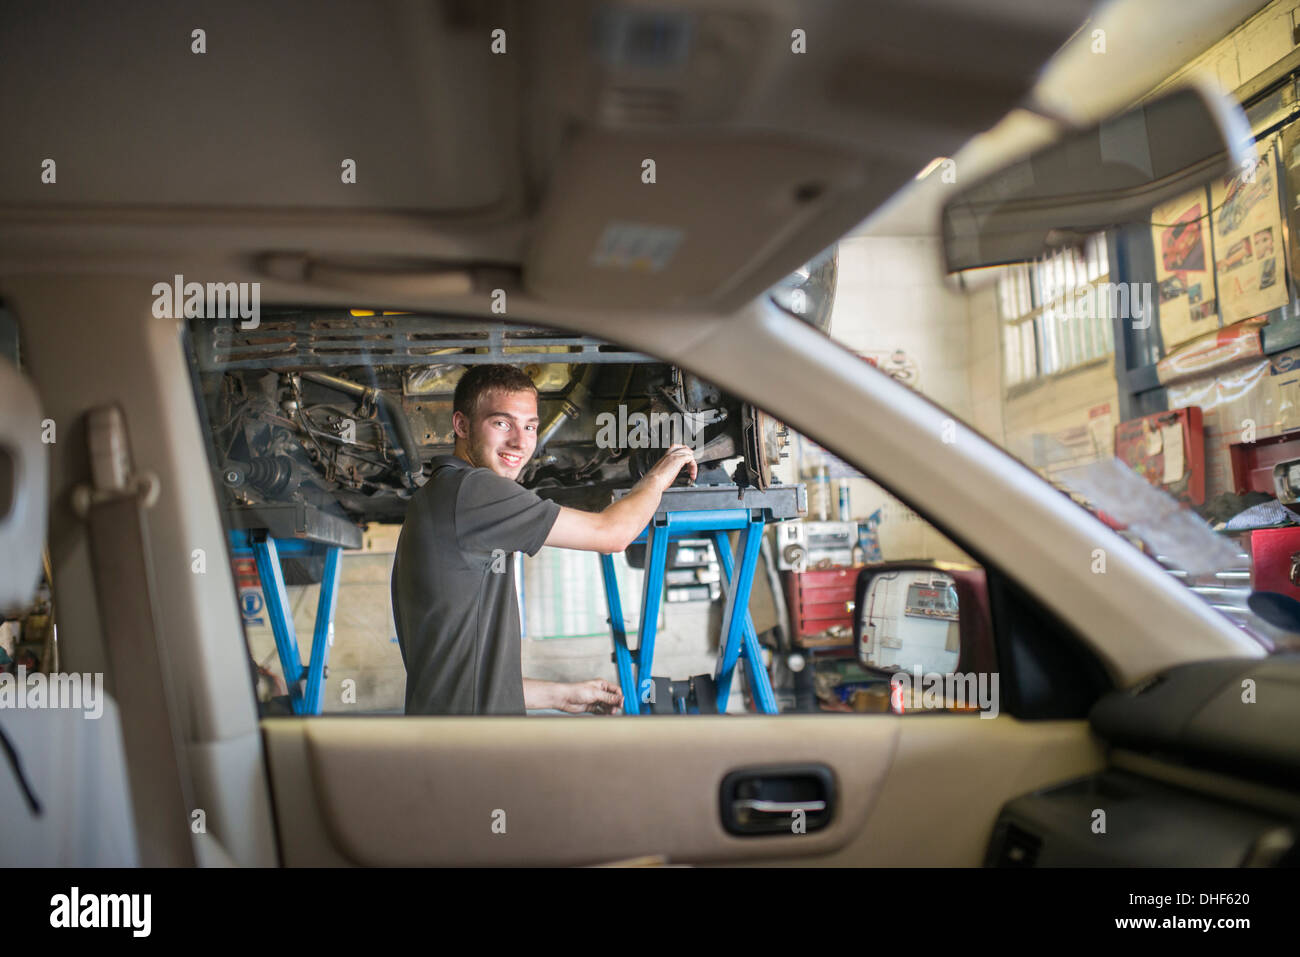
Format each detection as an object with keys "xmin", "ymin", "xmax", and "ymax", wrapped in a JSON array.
[{"xmin": 523, "ymin": 131, "xmax": 867, "ymax": 310}]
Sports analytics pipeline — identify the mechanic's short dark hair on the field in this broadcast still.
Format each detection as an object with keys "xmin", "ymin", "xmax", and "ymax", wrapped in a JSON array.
[{"xmin": 453, "ymin": 364, "xmax": 538, "ymax": 419}]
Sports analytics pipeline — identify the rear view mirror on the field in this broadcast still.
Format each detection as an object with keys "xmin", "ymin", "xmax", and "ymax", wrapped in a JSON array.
[{"xmin": 941, "ymin": 85, "xmax": 1254, "ymax": 271}]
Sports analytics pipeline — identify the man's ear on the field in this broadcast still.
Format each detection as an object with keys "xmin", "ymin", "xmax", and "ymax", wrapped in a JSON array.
[{"xmin": 452, "ymin": 410, "xmax": 469, "ymax": 439}]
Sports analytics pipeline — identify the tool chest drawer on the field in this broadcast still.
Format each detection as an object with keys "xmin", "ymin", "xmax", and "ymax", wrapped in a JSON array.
[{"xmin": 784, "ymin": 567, "xmax": 856, "ymax": 641}]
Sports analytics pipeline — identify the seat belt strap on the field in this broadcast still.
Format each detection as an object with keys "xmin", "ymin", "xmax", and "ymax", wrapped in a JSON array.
[{"xmin": 75, "ymin": 405, "xmax": 196, "ymax": 866}]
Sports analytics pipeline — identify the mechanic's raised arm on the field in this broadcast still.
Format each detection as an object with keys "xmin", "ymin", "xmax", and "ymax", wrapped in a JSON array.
[{"xmin": 544, "ymin": 444, "xmax": 697, "ymax": 553}]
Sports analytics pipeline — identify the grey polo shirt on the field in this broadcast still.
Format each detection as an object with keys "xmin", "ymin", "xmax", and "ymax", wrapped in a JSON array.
[{"xmin": 391, "ymin": 454, "xmax": 561, "ymax": 715}]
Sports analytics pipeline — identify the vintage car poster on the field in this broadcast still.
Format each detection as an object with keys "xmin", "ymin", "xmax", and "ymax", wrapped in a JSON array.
[
  {"xmin": 1210, "ymin": 141, "xmax": 1288, "ymax": 323},
  {"xmin": 1282, "ymin": 123, "xmax": 1300, "ymax": 299},
  {"xmin": 1151, "ymin": 186, "xmax": 1216, "ymax": 349}
]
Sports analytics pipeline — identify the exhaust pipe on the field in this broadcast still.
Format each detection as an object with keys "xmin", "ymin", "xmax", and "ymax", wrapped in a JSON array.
[{"xmin": 298, "ymin": 371, "xmax": 422, "ymax": 488}]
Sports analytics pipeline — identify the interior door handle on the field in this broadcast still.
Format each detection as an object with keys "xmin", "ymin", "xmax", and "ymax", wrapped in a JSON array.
[
  {"xmin": 720, "ymin": 765, "xmax": 835, "ymax": 835},
  {"xmin": 731, "ymin": 799, "xmax": 827, "ymax": 815}
]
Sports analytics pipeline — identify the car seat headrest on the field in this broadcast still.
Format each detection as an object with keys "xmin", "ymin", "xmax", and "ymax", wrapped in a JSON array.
[{"xmin": 0, "ymin": 354, "xmax": 48, "ymax": 614}]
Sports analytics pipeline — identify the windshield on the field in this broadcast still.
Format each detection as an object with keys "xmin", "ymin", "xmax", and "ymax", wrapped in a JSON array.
[{"xmin": 817, "ymin": 69, "xmax": 1300, "ymax": 652}]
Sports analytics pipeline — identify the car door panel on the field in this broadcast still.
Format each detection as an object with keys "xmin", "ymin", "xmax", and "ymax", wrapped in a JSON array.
[
  {"xmin": 263, "ymin": 716, "xmax": 898, "ymax": 866},
  {"xmin": 262, "ymin": 715, "xmax": 1102, "ymax": 866}
]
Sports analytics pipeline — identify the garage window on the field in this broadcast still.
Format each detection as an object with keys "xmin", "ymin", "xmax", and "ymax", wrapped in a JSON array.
[{"xmin": 999, "ymin": 232, "xmax": 1113, "ymax": 388}]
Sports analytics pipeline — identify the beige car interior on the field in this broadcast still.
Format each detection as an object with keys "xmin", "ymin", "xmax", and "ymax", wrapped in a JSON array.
[{"xmin": 0, "ymin": 0, "xmax": 1279, "ymax": 866}]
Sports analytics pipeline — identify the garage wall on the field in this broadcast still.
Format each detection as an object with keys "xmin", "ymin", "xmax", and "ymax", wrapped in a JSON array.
[
  {"xmin": 1002, "ymin": 361, "xmax": 1121, "ymax": 477},
  {"xmin": 824, "ymin": 232, "xmax": 1117, "ymax": 535},
  {"xmin": 793, "ymin": 234, "xmax": 976, "ymax": 564},
  {"xmin": 828, "ymin": 236, "xmax": 973, "ymax": 419},
  {"xmin": 1147, "ymin": 0, "xmax": 1298, "ymax": 99}
]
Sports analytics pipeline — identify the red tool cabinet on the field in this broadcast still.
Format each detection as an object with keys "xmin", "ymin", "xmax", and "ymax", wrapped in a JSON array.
[
  {"xmin": 784, "ymin": 567, "xmax": 857, "ymax": 647},
  {"xmin": 1114, "ymin": 406, "xmax": 1205, "ymax": 505},
  {"xmin": 1249, "ymin": 526, "xmax": 1300, "ymax": 602}
]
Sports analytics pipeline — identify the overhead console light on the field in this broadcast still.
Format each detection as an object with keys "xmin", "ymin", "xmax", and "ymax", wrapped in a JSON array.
[
  {"xmin": 582, "ymin": 4, "xmax": 762, "ymax": 128},
  {"xmin": 592, "ymin": 5, "xmax": 694, "ymax": 70}
]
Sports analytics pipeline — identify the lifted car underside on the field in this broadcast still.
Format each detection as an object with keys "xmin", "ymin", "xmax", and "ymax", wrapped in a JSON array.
[
  {"xmin": 190, "ymin": 310, "xmax": 786, "ymax": 538},
  {"xmin": 188, "ymin": 253, "xmax": 835, "ymax": 553}
]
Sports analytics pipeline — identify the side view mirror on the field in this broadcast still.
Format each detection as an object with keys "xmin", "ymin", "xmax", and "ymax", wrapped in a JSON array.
[
  {"xmin": 854, "ymin": 565, "xmax": 961, "ymax": 674},
  {"xmin": 941, "ymin": 84, "xmax": 1254, "ymax": 271},
  {"xmin": 852, "ymin": 562, "xmax": 997, "ymax": 714}
]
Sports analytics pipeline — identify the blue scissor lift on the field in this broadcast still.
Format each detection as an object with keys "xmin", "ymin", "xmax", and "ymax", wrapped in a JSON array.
[
  {"xmin": 227, "ymin": 504, "xmax": 361, "ymax": 715},
  {"xmin": 600, "ymin": 484, "xmax": 805, "ymax": 715}
]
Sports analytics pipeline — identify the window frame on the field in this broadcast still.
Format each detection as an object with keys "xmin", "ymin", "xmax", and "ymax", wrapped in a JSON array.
[{"xmin": 998, "ymin": 233, "xmax": 1115, "ymax": 393}]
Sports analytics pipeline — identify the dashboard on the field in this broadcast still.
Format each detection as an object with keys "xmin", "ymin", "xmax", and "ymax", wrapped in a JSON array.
[{"xmin": 987, "ymin": 655, "xmax": 1300, "ymax": 866}]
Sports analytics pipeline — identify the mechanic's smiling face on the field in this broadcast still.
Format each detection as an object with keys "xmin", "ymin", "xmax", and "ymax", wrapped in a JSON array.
[{"xmin": 453, "ymin": 387, "xmax": 539, "ymax": 480}]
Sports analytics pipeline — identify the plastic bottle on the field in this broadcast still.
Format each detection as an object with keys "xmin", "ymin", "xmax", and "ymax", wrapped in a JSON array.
[{"xmin": 814, "ymin": 463, "xmax": 830, "ymax": 521}]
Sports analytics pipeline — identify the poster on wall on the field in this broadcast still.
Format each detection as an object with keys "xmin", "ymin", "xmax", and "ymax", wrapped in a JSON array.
[
  {"xmin": 1210, "ymin": 141, "xmax": 1288, "ymax": 324},
  {"xmin": 1151, "ymin": 186, "xmax": 1216, "ymax": 350},
  {"xmin": 1280, "ymin": 123, "xmax": 1300, "ymax": 300}
]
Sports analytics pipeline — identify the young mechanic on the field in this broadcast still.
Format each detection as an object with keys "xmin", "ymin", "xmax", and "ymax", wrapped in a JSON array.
[{"xmin": 391, "ymin": 364, "xmax": 698, "ymax": 715}]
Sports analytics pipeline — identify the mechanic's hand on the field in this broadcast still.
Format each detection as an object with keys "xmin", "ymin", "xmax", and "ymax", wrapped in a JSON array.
[
  {"xmin": 645, "ymin": 443, "xmax": 698, "ymax": 489},
  {"xmin": 556, "ymin": 679, "xmax": 624, "ymax": 715}
]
